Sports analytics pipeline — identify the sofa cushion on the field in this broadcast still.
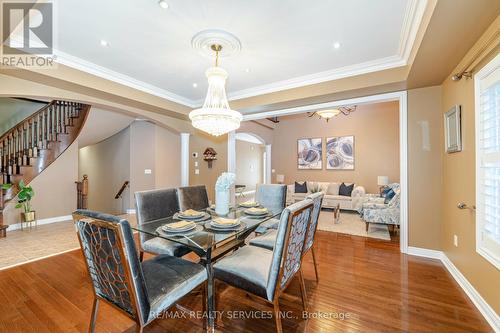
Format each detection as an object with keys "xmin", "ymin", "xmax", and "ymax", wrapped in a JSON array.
[
  {"xmin": 324, "ymin": 194, "xmax": 352, "ymax": 202},
  {"xmin": 293, "ymin": 193, "xmax": 307, "ymax": 201},
  {"xmin": 295, "ymin": 181, "xmax": 307, "ymax": 193},
  {"xmin": 339, "ymin": 183, "xmax": 354, "ymax": 196},
  {"xmin": 326, "ymin": 183, "xmax": 340, "ymax": 195}
]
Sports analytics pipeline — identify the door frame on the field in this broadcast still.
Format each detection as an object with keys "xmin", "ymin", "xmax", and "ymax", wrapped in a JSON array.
[{"xmin": 240, "ymin": 91, "xmax": 409, "ymax": 253}]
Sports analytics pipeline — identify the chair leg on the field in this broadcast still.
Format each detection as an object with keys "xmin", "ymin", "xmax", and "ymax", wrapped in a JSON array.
[
  {"xmin": 139, "ymin": 251, "xmax": 144, "ymax": 262},
  {"xmin": 298, "ymin": 268, "xmax": 308, "ymax": 312},
  {"xmin": 273, "ymin": 299, "xmax": 283, "ymax": 333},
  {"xmin": 365, "ymin": 222, "xmax": 369, "ymax": 232},
  {"xmin": 135, "ymin": 325, "xmax": 143, "ymax": 333},
  {"xmin": 311, "ymin": 247, "xmax": 319, "ymax": 282},
  {"xmin": 88, "ymin": 298, "xmax": 99, "ymax": 333}
]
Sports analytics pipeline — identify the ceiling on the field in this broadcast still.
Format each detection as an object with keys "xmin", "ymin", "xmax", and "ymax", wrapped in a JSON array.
[{"xmin": 55, "ymin": 0, "xmax": 422, "ymax": 107}]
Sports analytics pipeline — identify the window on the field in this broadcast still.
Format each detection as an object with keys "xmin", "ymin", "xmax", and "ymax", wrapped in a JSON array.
[{"xmin": 475, "ymin": 54, "xmax": 500, "ymax": 269}]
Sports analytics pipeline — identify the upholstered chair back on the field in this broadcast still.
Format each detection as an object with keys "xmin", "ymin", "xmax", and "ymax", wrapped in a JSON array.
[
  {"xmin": 73, "ymin": 210, "xmax": 149, "ymax": 324},
  {"xmin": 177, "ymin": 185, "xmax": 210, "ymax": 211},
  {"xmin": 266, "ymin": 199, "xmax": 313, "ymax": 301},
  {"xmin": 135, "ymin": 188, "xmax": 179, "ymax": 244},
  {"xmin": 303, "ymin": 192, "xmax": 324, "ymax": 253},
  {"xmin": 255, "ymin": 184, "xmax": 287, "ymax": 214}
]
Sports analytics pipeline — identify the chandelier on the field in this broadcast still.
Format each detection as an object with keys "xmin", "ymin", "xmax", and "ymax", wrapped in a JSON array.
[
  {"xmin": 307, "ymin": 106, "xmax": 356, "ymax": 122},
  {"xmin": 189, "ymin": 44, "xmax": 242, "ymax": 136}
]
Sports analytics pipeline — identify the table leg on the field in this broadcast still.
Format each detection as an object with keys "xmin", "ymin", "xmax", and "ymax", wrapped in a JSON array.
[{"xmin": 204, "ymin": 250, "xmax": 215, "ymax": 332}]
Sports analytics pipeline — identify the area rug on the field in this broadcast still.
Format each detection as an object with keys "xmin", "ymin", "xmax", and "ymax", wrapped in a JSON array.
[{"xmin": 317, "ymin": 210, "xmax": 391, "ymax": 240}]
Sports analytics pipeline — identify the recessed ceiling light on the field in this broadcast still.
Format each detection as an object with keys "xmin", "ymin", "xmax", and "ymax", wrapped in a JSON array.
[
  {"xmin": 192, "ymin": 83, "xmax": 198, "ymax": 88},
  {"xmin": 333, "ymin": 42, "xmax": 341, "ymax": 49},
  {"xmin": 244, "ymin": 68, "xmax": 251, "ymax": 73},
  {"xmin": 100, "ymin": 40, "xmax": 109, "ymax": 47},
  {"xmin": 158, "ymin": 0, "xmax": 169, "ymax": 9}
]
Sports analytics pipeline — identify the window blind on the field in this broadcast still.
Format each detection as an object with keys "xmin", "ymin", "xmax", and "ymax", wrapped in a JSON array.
[{"xmin": 476, "ymin": 58, "xmax": 500, "ymax": 268}]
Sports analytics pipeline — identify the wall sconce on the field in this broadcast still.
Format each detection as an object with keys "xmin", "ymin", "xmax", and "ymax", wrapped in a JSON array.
[{"xmin": 203, "ymin": 147, "xmax": 217, "ymax": 168}]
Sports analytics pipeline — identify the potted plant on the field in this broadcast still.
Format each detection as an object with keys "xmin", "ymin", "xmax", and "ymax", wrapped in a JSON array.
[{"xmin": 2, "ymin": 180, "xmax": 36, "ymax": 222}]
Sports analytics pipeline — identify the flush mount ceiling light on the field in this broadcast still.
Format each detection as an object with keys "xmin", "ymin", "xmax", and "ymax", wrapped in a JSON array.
[
  {"xmin": 333, "ymin": 41, "xmax": 341, "ymax": 49},
  {"xmin": 308, "ymin": 106, "xmax": 356, "ymax": 122},
  {"xmin": 158, "ymin": 0, "xmax": 169, "ymax": 9},
  {"xmin": 189, "ymin": 44, "xmax": 242, "ymax": 136},
  {"xmin": 100, "ymin": 40, "xmax": 109, "ymax": 47}
]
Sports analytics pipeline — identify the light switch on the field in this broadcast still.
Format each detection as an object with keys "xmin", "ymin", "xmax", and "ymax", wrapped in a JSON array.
[
  {"xmin": 195, "ymin": 169, "xmax": 200, "ymax": 175},
  {"xmin": 144, "ymin": 169, "xmax": 152, "ymax": 174},
  {"xmin": 195, "ymin": 161, "xmax": 199, "ymax": 167}
]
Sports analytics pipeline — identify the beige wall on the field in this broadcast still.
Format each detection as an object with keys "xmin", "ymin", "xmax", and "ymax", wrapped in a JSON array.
[
  {"xmin": 155, "ymin": 126, "xmax": 182, "ymax": 189},
  {"xmin": 189, "ymin": 132, "xmax": 228, "ymax": 202},
  {"xmin": 440, "ymin": 16, "xmax": 500, "ymax": 313},
  {"xmin": 271, "ymin": 101, "xmax": 400, "ymax": 193},
  {"xmin": 235, "ymin": 140, "xmax": 264, "ymax": 191},
  {"xmin": 407, "ymin": 86, "xmax": 443, "ymax": 250},
  {"xmin": 4, "ymin": 141, "xmax": 79, "ymax": 225},
  {"xmin": 79, "ymin": 127, "xmax": 131, "ymax": 214}
]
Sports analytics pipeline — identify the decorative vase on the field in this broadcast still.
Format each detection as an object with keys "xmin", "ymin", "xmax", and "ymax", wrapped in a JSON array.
[{"xmin": 215, "ymin": 190, "xmax": 230, "ymax": 216}]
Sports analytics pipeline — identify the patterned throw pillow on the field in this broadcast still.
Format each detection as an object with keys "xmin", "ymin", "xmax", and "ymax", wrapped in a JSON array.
[
  {"xmin": 295, "ymin": 181, "xmax": 307, "ymax": 193},
  {"xmin": 339, "ymin": 183, "xmax": 354, "ymax": 196}
]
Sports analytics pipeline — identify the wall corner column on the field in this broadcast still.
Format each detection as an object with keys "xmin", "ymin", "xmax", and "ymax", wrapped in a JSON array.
[{"xmin": 180, "ymin": 133, "xmax": 190, "ymax": 186}]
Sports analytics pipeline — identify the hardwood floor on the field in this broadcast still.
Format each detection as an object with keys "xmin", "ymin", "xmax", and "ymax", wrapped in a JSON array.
[{"xmin": 0, "ymin": 231, "xmax": 493, "ymax": 333}]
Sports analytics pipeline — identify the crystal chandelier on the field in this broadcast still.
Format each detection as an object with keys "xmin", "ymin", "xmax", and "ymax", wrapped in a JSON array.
[{"xmin": 189, "ymin": 44, "xmax": 242, "ymax": 136}]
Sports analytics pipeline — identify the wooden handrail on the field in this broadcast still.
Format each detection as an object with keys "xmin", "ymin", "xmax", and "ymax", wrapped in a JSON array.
[{"xmin": 115, "ymin": 181, "xmax": 129, "ymax": 199}]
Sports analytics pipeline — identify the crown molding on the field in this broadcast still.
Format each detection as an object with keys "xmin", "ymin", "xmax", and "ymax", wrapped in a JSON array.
[
  {"xmin": 54, "ymin": 50, "xmax": 198, "ymax": 108},
  {"xmin": 23, "ymin": 0, "xmax": 427, "ymax": 110}
]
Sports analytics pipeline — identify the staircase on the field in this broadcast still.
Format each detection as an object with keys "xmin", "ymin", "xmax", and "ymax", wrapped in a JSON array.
[{"xmin": 0, "ymin": 100, "xmax": 90, "ymax": 237}]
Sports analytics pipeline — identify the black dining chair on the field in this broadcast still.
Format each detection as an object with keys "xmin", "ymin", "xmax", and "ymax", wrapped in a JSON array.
[
  {"xmin": 73, "ymin": 210, "xmax": 207, "ymax": 333},
  {"xmin": 176, "ymin": 185, "xmax": 210, "ymax": 211},
  {"xmin": 213, "ymin": 199, "xmax": 314, "ymax": 333},
  {"xmin": 135, "ymin": 188, "xmax": 192, "ymax": 261}
]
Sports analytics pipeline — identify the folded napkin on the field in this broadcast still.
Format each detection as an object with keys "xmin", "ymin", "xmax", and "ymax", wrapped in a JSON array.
[
  {"xmin": 180, "ymin": 209, "xmax": 203, "ymax": 217},
  {"xmin": 247, "ymin": 207, "xmax": 268, "ymax": 213},
  {"xmin": 241, "ymin": 200, "xmax": 258, "ymax": 206},
  {"xmin": 212, "ymin": 217, "xmax": 238, "ymax": 225},
  {"xmin": 166, "ymin": 221, "xmax": 194, "ymax": 229}
]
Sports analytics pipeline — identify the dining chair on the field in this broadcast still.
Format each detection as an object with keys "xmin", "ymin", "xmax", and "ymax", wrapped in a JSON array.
[
  {"xmin": 135, "ymin": 188, "xmax": 192, "ymax": 261},
  {"xmin": 250, "ymin": 192, "xmax": 324, "ymax": 281},
  {"xmin": 73, "ymin": 209, "xmax": 207, "ymax": 333},
  {"xmin": 213, "ymin": 199, "xmax": 313, "ymax": 333},
  {"xmin": 253, "ymin": 184, "xmax": 287, "ymax": 233},
  {"xmin": 176, "ymin": 185, "xmax": 210, "ymax": 211}
]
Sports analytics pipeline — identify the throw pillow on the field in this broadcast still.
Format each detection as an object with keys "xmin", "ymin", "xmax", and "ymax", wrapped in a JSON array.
[
  {"xmin": 326, "ymin": 183, "xmax": 340, "ymax": 195},
  {"xmin": 295, "ymin": 181, "xmax": 307, "ymax": 193},
  {"xmin": 381, "ymin": 187, "xmax": 392, "ymax": 198},
  {"xmin": 384, "ymin": 189, "xmax": 396, "ymax": 204},
  {"xmin": 339, "ymin": 183, "xmax": 354, "ymax": 196}
]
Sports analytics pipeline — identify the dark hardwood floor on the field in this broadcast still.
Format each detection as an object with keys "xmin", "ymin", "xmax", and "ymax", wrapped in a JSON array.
[{"xmin": 0, "ymin": 231, "xmax": 493, "ymax": 333}]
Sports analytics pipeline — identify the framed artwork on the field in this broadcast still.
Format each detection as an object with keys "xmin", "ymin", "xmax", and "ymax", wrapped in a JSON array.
[
  {"xmin": 444, "ymin": 105, "xmax": 462, "ymax": 153},
  {"xmin": 297, "ymin": 138, "xmax": 322, "ymax": 169},
  {"xmin": 326, "ymin": 136, "xmax": 354, "ymax": 170}
]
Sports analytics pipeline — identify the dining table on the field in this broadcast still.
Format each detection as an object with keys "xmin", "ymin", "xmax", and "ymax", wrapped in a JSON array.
[{"xmin": 131, "ymin": 204, "xmax": 282, "ymax": 332}]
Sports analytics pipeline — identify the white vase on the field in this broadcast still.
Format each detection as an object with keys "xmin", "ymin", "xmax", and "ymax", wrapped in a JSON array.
[{"xmin": 215, "ymin": 190, "xmax": 230, "ymax": 216}]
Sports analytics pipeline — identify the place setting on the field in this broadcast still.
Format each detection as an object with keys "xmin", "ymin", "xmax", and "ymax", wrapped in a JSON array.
[
  {"xmin": 238, "ymin": 200, "xmax": 260, "ymax": 208},
  {"xmin": 156, "ymin": 220, "xmax": 203, "ymax": 237},
  {"xmin": 173, "ymin": 209, "xmax": 211, "ymax": 222},
  {"xmin": 204, "ymin": 217, "xmax": 245, "ymax": 233},
  {"xmin": 243, "ymin": 206, "xmax": 271, "ymax": 218}
]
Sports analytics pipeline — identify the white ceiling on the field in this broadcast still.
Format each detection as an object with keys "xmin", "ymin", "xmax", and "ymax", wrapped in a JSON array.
[{"xmin": 55, "ymin": 0, "xmax": 424, "ymax": 107}]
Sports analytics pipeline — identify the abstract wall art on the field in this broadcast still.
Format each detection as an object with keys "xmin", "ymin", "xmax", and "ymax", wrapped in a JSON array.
[
  {"xmin": 326, "ymin": 136, "xmax": 354, "ymax": 170},
  {"xmin": 297, "ymin": 138, "xmax": 322, "ymax": 169}
]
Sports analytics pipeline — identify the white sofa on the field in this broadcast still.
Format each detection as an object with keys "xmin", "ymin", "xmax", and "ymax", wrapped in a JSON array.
[{"xmin": 286, "ymin": 181, "xmax": 365, "ymax": 211}]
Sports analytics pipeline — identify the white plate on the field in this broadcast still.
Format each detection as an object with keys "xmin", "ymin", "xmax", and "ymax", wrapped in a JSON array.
[
  {"xmin": 210, "ymin": 220, "xmax": 241, "ymax": 229},
  {"xmin": 239, "ymin": 202, "xmax": 260, "ymax": 208},
  {"xmin": 162, "ymin": 223, "xmax": 196, "ymax": 233},
  {"xmin": 178, "ymin": 212, "xmax": 204, "ymax": 219},
  {"xmin": 244, "ymin": 209, "xmax": 268, "ymax": 216}
]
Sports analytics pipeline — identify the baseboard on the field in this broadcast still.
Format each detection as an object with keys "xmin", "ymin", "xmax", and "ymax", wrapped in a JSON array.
[
  {"xmin": 7, "ymin": 215, "xmax": 73, "ymax": 231},
  {"xmin": 407, "ymin": 246, "xmax": 443, "ymax": 260},
  {"xmin": 408, "ymin": 246, "xmax": 499, "ymax": 332},
  {"xmin": 126, "ymin": 209, "xmax": 136, "ymax": 214}
]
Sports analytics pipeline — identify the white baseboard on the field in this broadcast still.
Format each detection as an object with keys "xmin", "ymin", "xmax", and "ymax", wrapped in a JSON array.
[
  {"xmin": 7, "ymin": 215, "xmax": 73, "ymax": 232},
  {"xmin": 408, "ymin": 246, "xmax": 499, "ymax": 332},
  {"xmin": 126, "ymin": 209, "xmax": 136, "ymax": 214}
]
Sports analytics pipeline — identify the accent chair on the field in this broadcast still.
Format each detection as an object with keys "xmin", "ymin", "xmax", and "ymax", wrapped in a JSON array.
[
  {"xmin": 73, "ymin": 210, "xmax": 207, "ymax": 333},
  {"xmin": 176, "ymin": 185, "xmax": 210, "ymax": 211},
  {"xmin": 213, "ymin": 199, "xmax": 313, "ymax": 333},
  {"xmin": 135, "ymin": 188, "xmax": 192, "ymax": 261}
]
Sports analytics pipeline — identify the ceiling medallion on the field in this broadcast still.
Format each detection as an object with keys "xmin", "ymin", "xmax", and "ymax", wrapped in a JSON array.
[
  {"xmin": 191, "ymin": 29, "xmax": 242, "ymax": 60},
  {"xmin": 189, "ymin": 43, "xmax": 242, "ymax": 136},
  {"xmin": 307, "ymin": 106, "xmax": 357, "ymax": 122}
]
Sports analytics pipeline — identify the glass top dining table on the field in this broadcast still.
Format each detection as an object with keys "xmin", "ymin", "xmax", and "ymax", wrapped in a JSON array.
[{"xmin": 131, "ymin": 205, "xmax": 282, "ymax": 332}]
